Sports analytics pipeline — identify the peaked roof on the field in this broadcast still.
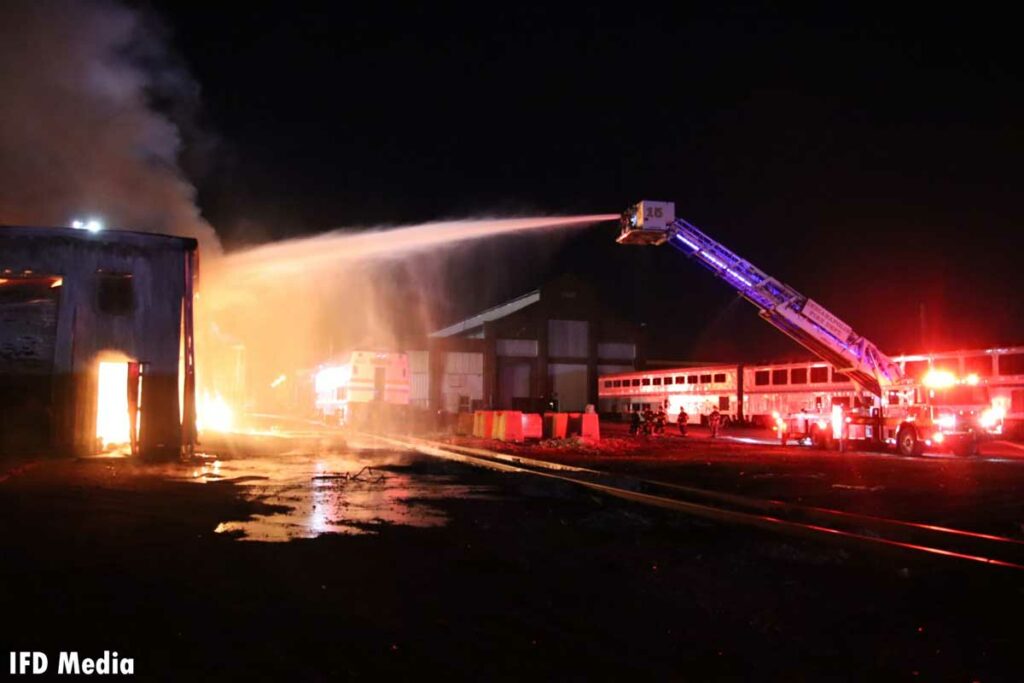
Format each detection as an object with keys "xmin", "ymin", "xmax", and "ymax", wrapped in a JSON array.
[{"xmin": 430, "ymin": 289, "xmax": 541, "ymax": 338}]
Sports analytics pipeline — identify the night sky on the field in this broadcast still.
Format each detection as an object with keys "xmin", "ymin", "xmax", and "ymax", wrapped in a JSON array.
[{"xmin": 150, "ymin": 3, "xmax": 1023, "ymax": 361}]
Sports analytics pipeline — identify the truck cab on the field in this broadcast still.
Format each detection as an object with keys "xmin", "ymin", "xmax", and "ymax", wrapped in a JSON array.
[{"xmin": 886, "ymin": 374, "xmax": 1002, "ymax": 456}]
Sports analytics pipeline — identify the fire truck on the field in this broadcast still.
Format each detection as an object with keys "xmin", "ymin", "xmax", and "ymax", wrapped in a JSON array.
[{"xmin": 617, "ymin": 200, "xmax": 1004, "ymax": 456}]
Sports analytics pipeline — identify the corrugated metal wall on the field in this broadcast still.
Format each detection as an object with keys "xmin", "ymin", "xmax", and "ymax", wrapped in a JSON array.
[
  {"xmin": 548, "ymin": 320, "xmax": 588, "ymax": 358},
  {"xmin": 498, "ymin": 359, "xmax": 531, "ymax": 407},
  {"xmin": 408, "ymin": 350, "xmax": 430, "ymax": 408},
  {"xmin": 549, "ymin": 362, "xmax": 588, "ymax": 411},
  {"xmin": 442, "ymin": 351, "xmax": 483, "ymax": 412},
  {"xmin": 0, "ymin": 230, "xmax": 193, "ymax": 458}
]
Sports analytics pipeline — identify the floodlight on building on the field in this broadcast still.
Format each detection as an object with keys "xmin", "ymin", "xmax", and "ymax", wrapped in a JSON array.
[{"xmin": 71, "ymin": 217, "xmax": 104, "ymax": 232}]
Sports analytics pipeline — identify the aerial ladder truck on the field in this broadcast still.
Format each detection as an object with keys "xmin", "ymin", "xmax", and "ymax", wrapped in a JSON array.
[{"xmin": 617, "ymin": 200, "xmax": 1003, "ymax": 456}]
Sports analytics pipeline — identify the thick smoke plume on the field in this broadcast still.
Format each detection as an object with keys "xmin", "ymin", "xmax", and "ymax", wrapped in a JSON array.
[{"xmin": 0, "ymin": 0, "xmax": 220, "ymax": 252}]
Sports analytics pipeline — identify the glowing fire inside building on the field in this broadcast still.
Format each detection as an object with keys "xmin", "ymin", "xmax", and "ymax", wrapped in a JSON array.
[{"xmin": 95, "ymin": 360, "xmax": 134, "ymax": 450}]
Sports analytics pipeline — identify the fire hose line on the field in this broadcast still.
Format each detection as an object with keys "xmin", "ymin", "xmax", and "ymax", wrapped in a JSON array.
[{"xmin": 369, "ymin": 433, "xmax": 1024, "ymax": 572}]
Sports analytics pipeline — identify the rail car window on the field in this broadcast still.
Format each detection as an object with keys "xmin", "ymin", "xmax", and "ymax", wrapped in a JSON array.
[
  {"xmin": 963, "ymin": 355, "xmax": 993, "ymax": 377},
  {"xmin": 810, "ymin": 366, "xmax": 829, "ymax": 383},
  {"xmin": 613, "ymin": 380, "xmax": 622, "ymax": 388},
  {"xmin": 754, "ymin": 370, "xmax": 770, "ymax": 386},
  {"xmin": 642, "ymin": 378, "xmax": 651, "ymax": 386},
  {"xmin": 631, "ymin": 379, "xmax": 641, "ymax": 387},
  {"xmin": 832, "ymin": 396, "xmax": 851, "ymax": 407},
  {"xmin": 675, "ymin": 376, "xmax": 685, "ymax": 384},
  {"xmin": 719, "ymin": 396, "xmax": 730, "ymax": 411},
  {"xmin": 790, "ymin": 367, "xmax": 808, "ymax": 384},
  {"xmin": 832, "ymin": 370, "xmax": 851, "ymax": 383},
  {"xmin": 998, "ymin": 353, "xmax": 1024, "ymax": 376},
  {"xmin": 700, "ymin": 374, "xmax": 711, "ymax": 383},
  {"xmin": 653, "ymin": 377, "xmax": 662, "ymax": 385},
  {"xmin": 664, "ymin": 377, "xmax": 673, "ymax": 385},
  {"xmin": 713, "ymin": 373, "xmax": 726, "ymax": 383},
  {"xmin": 771, "ymin": 369, "xmax": 788, "ymax": 385},
  {"xmin": 687, "ymin": 375, "xmax": 698, "ymax": 384},
  {"xmin": 603, "ymin": 380, "xmax": 612, "ymax": 388}
]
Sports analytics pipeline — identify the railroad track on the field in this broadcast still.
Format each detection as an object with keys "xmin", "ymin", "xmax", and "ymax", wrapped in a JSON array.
[{"xmin": 371, "ymin": 433, "xmax": 1024, "ymax": 572}]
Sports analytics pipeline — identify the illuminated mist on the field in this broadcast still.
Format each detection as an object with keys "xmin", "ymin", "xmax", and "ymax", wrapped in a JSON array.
[{"xmin": 198, "ymin": 216, "xmax": 617, "ymax": 421}]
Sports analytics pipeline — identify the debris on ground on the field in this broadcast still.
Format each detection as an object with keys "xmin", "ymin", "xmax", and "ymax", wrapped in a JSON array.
[{"xmin": 312, "ymin": 465, "xmax": 387, "ymax": 483}]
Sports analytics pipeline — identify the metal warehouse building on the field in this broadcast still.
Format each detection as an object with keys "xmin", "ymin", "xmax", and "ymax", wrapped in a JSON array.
[
  {"xmin": 0, "ymin": 226, "xmax": 198, "ymax": 459},
  {"xmin": 416, "ymin": 275, "xmax": 644, "ymax": 413}
]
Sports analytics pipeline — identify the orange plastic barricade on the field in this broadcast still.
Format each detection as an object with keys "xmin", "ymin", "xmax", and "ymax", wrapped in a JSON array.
[
  {"xmin": 521, "ymin": 413, "xmax": 543, "ymax": 440},
  {"xmin": 473, "ymin": 411, "xmax": 496, "ymax": 438},
  {"xmin": 567, "ymin": 413, "xmax": 601, "ymax": 443},
  {"xmin": 493, "ymin": 411, "xmax": 524, "ymax": 441},
  {"xmin": 543, "ymin": 412, "xmax": 569, "ymax": 439}
]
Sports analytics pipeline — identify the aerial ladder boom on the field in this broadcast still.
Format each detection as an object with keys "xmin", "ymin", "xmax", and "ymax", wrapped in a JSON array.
[{"xmin": 618, "ymin": 201, "xmax": 903, "ymax": 397}]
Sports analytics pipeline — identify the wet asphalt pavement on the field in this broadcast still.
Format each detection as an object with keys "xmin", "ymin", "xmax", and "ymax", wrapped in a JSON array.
[
  {"xmin": 3, "ymin": 431, "xmax": 1024, "ymax": 679},
  {"xmin": 196, "ymin": 448, "xmax": 497, "ymax": 541}
]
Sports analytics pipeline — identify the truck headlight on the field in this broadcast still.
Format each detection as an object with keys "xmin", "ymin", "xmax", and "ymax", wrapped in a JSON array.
[{"xmin": 980, "ymin": 407, "xmax": 1005, "ymax": 430}]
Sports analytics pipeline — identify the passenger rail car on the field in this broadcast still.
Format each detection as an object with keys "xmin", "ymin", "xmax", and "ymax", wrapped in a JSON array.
[{"xmin": 599, "ymin": 346, "xmax": 1024, "ymax": 434}]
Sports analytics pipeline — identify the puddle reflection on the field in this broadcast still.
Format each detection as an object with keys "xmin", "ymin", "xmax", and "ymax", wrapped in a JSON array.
[{"xmin": 183, "ymin": 447, "xmax": 494, "ymax": 542}]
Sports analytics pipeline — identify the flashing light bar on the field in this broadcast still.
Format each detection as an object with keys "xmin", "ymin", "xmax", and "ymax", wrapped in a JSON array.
[{"xmin": 922, "ymin": 369, "xmax": 957, "ymax": 389}]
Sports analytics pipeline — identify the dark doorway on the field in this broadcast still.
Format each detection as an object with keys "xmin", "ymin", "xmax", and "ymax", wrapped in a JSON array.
[{"xmin": 0, "ymin": 276, "xmax": 61, "ymax": 454}]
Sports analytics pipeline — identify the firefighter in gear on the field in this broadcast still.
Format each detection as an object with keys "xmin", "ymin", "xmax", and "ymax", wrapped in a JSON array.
[
  {"xmin": 654, "ymin": 408, "xmax": 667, "ymax": 436},
  {"xmin": 629, "ymin": 408, "xmax": 641, "ymax": 436},
  {"xmin": 641, "ymin": 406, "xmax": 655, "ymax": 436},
  {"xmin": 677, "ymin": 407, "xmax": 688, "ymax": 436},
  {"xmin": 708, "ymin": 409, "xmax": 722, "ymax": 438}
]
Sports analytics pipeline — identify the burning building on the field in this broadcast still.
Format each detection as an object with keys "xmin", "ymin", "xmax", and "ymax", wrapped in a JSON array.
[{"xmin": 0, "ymin": 226, "xmax": 197, "ymax": 459}]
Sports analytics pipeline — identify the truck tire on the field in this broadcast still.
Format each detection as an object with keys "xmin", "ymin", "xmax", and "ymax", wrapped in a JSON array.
[{"xmin": 897, "ymin": 427, "xmax": 923, "ymax": 457}]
